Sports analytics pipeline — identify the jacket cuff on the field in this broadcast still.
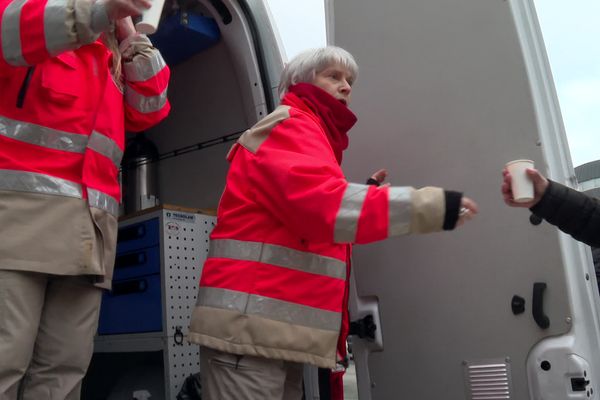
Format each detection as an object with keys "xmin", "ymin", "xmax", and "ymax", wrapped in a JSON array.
[
  {"xmin": 529, "ymin": 180, "xmax": 555, "ymax": 217},
  {"xmin": 366, "ymin": 177, "xmax": 380, "ymax": 186},
  {"xmin": 443, "ymin": 190, "xmax": 462, "ymax": 230},
  {"xmin": 119, "ymin": 34, "xmax": 154, "ymax": 59}
]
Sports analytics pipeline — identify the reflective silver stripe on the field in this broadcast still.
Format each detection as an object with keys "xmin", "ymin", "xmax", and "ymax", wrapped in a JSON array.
[
  {"xmin": 198, "ymin": 287, "xmax": 341, "ymax": 332},
  {"xmin": 123, "ymin": 51, "xmax": 167, "ymax": 82},
  {"xmin": 209, "ymin": 239, "xmax": 346, "ymax": 280},
  {"xmin": 125, "ymin": 87, "xmax": 168, "ymax": 114},
  {"xmin": 44, "ymin": 0, "xmax": 71, "ymax": 56},
  {"xmin": 334, "ymin": 183, "xmax": 369, "ymax": 243},
  {"xmin": 0, "ymin": 169, "xmax": 82, "ymax": 197},
  {"xmin": 88, "ymin": 131, "xmax": 123, "ymax": 167},
  {"xmin": 88, "ymin": 188, "xmax": 119, "ymax": 217},
  {"xmin": 388, "ymin": 187, "xmax": 412, "ymax": 236},
  {"xmin": 1, "ymin": 0, "xmax": 27, "ymax": 66},
  {"xmin": 0, "ymin": 115, "xmax": 88, "ymax": 153}
]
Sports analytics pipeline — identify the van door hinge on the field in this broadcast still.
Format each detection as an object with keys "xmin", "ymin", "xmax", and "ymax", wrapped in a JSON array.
[
  {"xmin": 349, "ymin": 314, "xmax": 377, "ymax": 340},
  {"xmin": 571, "ymin": 377, "xmax": 590, "ymax": 392}
]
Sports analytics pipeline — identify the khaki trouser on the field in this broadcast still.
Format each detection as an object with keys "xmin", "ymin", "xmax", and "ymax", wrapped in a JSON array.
[
  {"xmin": 200, "ymin": 346, "xmax": 304, "ymax": 400},
  {"xmin": 0, "ymin": 270, "xmax": 102, "ymax": 400}
]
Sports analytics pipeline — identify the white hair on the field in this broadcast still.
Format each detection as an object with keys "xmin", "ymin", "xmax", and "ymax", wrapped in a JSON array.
[{"xmin": 278, "ymin": 46, "xmax": 358, "ymax": 99}]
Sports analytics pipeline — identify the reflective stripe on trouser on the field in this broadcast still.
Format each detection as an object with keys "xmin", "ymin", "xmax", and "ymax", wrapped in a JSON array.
[{"xmin": 334, "ymin": 182, "xmax": 413, "ymax": 242}]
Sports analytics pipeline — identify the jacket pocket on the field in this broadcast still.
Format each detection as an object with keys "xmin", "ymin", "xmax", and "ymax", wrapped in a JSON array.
[
  {"xmin": 89, "ymin": 207, "xmax": 119, "ymax": 283},
  {"xmin": 40, "ymin": 52, "xmax": 83, "ymax": 105}
]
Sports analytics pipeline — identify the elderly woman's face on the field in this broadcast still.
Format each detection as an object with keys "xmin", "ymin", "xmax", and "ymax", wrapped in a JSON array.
[{"xmin": 312, "ymin": 64, "xmax": 353, "ymax": 106}]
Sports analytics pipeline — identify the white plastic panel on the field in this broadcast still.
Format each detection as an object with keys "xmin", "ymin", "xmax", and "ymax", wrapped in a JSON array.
[
  {"xmin": 328, "ymin": 0, "xmax": 600, "ymax": 399},
  {"xmin": 162, "ymin": 210, "xmax": 216, "ymax": 398}
]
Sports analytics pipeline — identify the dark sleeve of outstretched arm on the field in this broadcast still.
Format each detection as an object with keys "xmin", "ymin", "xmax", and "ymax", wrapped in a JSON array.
[{"xmin": 530, "ymin": 180, "xmax": 600, "ymax": 247}]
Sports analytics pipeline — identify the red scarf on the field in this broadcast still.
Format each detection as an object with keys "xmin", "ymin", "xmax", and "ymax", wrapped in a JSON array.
[{"xmin": 283, "ymin": 83, "xmax": 357, "ymax": 164}]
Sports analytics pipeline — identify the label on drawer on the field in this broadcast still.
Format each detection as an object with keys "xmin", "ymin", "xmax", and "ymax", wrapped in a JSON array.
[{"xmin": 165, "ymin": 211, "xmax": 196, "ymax": 223}]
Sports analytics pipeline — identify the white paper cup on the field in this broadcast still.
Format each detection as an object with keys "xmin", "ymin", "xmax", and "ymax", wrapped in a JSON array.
[
  {"xmin": 506, "ymin": 159, "xmax": 535, "ymax": 203},
  {"xmin": 135, "ymin": 0, "xmax": 165, "ymax": 35}
]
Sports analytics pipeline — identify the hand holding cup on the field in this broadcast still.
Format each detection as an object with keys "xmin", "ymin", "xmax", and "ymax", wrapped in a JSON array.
[{"xmin": 502, "ymin": 162, "xmax": 548, "ymax": 208}]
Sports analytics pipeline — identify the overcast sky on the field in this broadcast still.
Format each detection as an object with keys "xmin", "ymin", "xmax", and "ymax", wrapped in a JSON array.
[{"xmin": 266, "ymin": 0, "xmax": 600, "ymax": 168}]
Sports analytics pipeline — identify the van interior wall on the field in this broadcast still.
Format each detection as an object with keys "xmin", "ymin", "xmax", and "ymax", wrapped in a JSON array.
[{"xmin": 145, "ymin": 41, "xmax": 250, "ymax": 210}]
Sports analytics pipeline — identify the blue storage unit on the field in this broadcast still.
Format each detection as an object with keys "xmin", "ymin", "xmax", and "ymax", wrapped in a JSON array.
[
  {"xmin": 149, "ymin": 12, "xmax": 221, "ymax": 66},
  {"xmin": 113, "ymin": 246, "xmax": 161, "ymax": 281},
  {"xmin": 116, "ymin": 218, "xmax": 160, "ymax": 254},
  {"xmin": 99, "ymin": 217, "xmax": 162, "ymax": 335},
  {"xmin": 98, "ymin": 274, "xmax": 162, "ymax": 335}
]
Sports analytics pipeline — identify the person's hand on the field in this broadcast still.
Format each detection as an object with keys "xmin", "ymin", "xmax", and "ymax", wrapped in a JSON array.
[
  {"xmin": 456, "ymin": 196, "xmax": 478, "ymax": 227},
  {"xmin": 103, "ymin": 0, "xmax": 151, "ymax": 21},
  {"xmin": 115, "ymin": 17, "xmax": 136, "ymax": 42},
  {"xmin": 502, "ymin": 167, "xmax": 548, "ymax": 208},
  {"xmin": 369, "ymin": 169, "xmax": 388, "ymax": 185}
]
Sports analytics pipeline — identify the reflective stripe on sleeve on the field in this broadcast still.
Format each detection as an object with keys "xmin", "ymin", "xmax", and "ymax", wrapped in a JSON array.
[
  {"xmin": 208, "ymin": 239, "xmax": 346, "ymax": 280},
  {"xmin": 87, "ymin": 188, "xmax": 119, "ymax": 217},
  {"xmin": 1, "ymin": 0, "xmax": 27, "ymax": 66},
  {"xmin": 88, "ymin": 131, "xmax": 123, "ymax": 168},
  {"xmin": 0, "ymin": 115, "xmax": 88, "ymax": 153},
  {"xmin": 334, "ymin": 183, "xmax": 369, "ymax": 243},
  {"xmin": 125, "ymin": 87, "xmax": 168, "ymax": 114},
  {"xmin": 0, "ymin": 169, "xmax": 82, "ymax": 197},
  {"xmin": 198, "ymin": 287, "xmax": 342, "ymax": 332},
  {"xmin": 44, "ymin": 0, "xmax": 71, "ymax": 56},
  {"xmin": 123, "ymin": 51, "xmax": 167, "ymax": 82},
  {"xmin": 388, "ymin": 187, "xmax": 412, "ymax": 236}
]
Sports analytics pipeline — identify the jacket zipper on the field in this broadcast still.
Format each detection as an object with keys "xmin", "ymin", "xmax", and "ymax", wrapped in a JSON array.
[{"xmin": 16, "ymin": 66, "xmax": 34, "ymax": 108}]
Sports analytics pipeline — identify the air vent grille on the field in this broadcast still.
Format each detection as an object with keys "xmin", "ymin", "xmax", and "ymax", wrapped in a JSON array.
[{"xmin": 463, "ymin": 359, "xmax": 513, "ymax": 400}]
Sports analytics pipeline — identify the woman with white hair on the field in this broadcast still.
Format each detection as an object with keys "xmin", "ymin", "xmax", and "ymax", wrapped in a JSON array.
[{"xmin": 188, "ymin": 46, "xmax": 478, "ymax": 399}]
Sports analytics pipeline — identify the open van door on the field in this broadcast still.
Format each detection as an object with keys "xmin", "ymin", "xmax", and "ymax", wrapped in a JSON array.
[
  {"xmin": 145, "ymin": 0, "xmax": 285, "ymax": 209},
  {"xmin": 327, "ymin": 0, "xmax": 600, "ymax": 399}
]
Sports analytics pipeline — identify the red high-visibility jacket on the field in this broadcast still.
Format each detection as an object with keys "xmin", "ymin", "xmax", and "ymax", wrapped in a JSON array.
[
  {"xmin": 0, "ymin": 0, "xmax": 170, "ymax": 283},
  {"xmin": 189, "ymin": 83, "xmax": 461, "ymax": 368}
]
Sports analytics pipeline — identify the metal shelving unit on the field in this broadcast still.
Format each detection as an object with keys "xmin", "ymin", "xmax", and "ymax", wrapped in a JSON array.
[{"xmin": 86, "ymin": 206, "xmax": 215, "ymax": 400}]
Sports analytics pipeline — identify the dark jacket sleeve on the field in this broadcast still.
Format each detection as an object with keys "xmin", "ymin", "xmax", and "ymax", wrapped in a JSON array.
[{"xmin": 530, "ymin": 180, "xmax": 600, "ymax": 247}]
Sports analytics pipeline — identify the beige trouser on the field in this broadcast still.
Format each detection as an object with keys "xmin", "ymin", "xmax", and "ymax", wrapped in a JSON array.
[
  {"xmin": 0, "ymin": 270, "xmax": 102, "ymax": 400},
  {"xmin": 200, "ymin": 346, "xmax": 304, "ymax": 400}
]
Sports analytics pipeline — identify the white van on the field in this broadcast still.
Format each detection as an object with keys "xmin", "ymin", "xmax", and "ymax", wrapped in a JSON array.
[{"xmin": 86, "ymin": 1, "xmax": 600, "ymax": 399}]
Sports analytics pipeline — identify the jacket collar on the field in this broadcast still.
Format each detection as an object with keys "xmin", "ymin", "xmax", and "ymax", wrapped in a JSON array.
[{"xmin": 282, "ymin": 83, "xmax": 357, "ymax": 164}]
